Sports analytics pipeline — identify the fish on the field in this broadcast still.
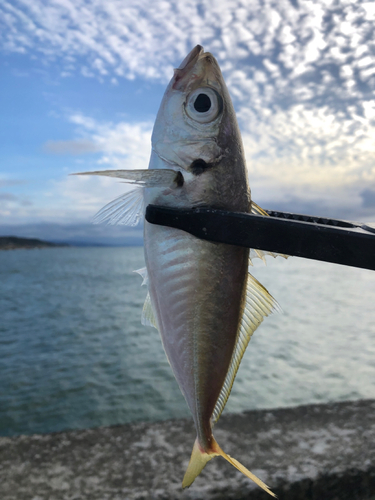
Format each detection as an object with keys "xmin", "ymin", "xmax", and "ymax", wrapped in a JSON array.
[{"xmin": 75, "ymin": 45, "xmax": 284, "ymax": 497}]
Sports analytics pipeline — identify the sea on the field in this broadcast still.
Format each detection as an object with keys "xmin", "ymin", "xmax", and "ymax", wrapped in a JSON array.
[{"xmin": 1, "ymin": 246, "xmax": 374, "ymax": 437}]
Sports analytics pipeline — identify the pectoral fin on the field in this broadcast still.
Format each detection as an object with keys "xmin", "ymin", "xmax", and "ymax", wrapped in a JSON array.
[
  {"xmin": 73, "ymin": 168, "xmax": 181, "ymax": 187},
  {"xmin": 73, "ymin": 168, "xmax": 183, "ymax": 226},
  {"xmin": 93, "ymin": 186, "xmax": 145, "ymax": 226}
]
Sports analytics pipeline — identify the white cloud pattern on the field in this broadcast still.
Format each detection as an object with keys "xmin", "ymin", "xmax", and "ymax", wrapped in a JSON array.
[{"xmin": 1, "ymin": 0, "xmax": 375, "ymax": 220}]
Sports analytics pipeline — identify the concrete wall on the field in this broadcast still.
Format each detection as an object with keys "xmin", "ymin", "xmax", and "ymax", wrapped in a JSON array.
[{"xmin": 1, "ymin": 399, "xmax": 374, "ymax": 500}]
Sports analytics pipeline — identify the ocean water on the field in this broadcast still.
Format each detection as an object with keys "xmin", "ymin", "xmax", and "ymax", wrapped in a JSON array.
[{"xmin": 0, "ymin": 246, "xmax": 374, "ymax": 437}]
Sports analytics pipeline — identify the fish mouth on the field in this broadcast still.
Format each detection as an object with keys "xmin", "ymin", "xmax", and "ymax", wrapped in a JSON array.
[
  {"xmin": 177, "ymin": 45, "xmax": 204, "ymax": 70},
  {"xmin": 173, "ymin": 45, "xmax": 205, "ymax": 90},
  {"xmin": 172, "ymin": 45, "xmax": 221, "ymax": 94}
]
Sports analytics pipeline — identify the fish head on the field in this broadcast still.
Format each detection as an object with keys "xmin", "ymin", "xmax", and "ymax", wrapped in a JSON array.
[
  {"xmin": 150, "ymin": 45, "xmax": 250, "ymax": 212},
  {"xmin": 152, "ymin": 46, "xmax": 242, "ymax": 173}
]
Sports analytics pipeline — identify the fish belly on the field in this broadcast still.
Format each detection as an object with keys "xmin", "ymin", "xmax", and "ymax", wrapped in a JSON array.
[{"xmin": 144, "ymin": 221, "xmax": 249, "ymax": 448}]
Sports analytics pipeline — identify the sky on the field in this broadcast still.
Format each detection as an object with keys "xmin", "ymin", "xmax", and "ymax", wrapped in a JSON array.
[{"xmin": 1, "ymin": 0, "xmax": 375, "ymax": 244}]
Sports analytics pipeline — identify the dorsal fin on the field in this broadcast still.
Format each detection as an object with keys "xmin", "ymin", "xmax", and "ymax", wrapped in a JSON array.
[
  {"xmin": 249, "ymin": 248, "xmax": 289, "ymax": 264},
  {"xmin": 249, "ymin": 201, "xmax": 289, "ymax": 264},
  {"xmin": 211, "ymin": 273, "xmax": 280, "ymax": 425},
  {"xmin": 251, "ymin": 201, "xmax": 269, "ymax": 217}
]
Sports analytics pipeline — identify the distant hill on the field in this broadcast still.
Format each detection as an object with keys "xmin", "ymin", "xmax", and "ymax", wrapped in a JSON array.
[{"xmin": 0, "ymin": 236, "xmax": 69, "ymax": 250}]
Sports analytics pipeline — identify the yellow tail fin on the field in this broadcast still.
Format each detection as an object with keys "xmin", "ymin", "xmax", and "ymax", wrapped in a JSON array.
[
  {"xmin": 182, "ymin": 438, "xmax": 219, "ymax": 488},
  {"xmin": 182, "ymin": 437, "xmax": 277, "ymax": 498}
]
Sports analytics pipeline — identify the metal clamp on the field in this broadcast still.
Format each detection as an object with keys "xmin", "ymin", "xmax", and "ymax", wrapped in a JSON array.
[{"xmin": 145, "ymin": 205, "xmax": 375, "ymax": 271}]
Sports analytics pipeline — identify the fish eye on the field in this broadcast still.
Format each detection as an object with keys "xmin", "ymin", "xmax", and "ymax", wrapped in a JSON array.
[
  {"xmin": 185, "ymin": 88, "xmax": 223, "ymax": 124},
  {"xmin": 194, "ymin": 93, "xmax": 211, "ymax": 112}
]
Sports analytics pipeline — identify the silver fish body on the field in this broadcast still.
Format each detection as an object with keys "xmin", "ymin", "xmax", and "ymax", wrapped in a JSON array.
[
  {"xmin": 144, "ymin": 225, "xmax": 249, "ymax": 447},
  {"xmin": 143, "ymin": 46, "xmax": 251, "ymax": 452},
  {"xmin": 77, "ymin": 45, "xmax": 279, "ymax": 497}
]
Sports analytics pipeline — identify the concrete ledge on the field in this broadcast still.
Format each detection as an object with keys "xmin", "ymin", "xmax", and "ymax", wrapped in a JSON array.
[{"xmin": 1, "ymin": 400, "xmax": 374, "ymax": 500}]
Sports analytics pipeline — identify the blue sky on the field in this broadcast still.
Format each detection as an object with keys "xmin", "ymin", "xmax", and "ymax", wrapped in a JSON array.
[{"xmin": 1, "ymin": 0, "xmax": 375, "ymax": 244}]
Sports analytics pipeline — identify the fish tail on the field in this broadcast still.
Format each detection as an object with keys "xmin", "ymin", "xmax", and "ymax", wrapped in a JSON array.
[
  {"xmin": 182, "ymin": 438, "xmax": 219, "ymax": 488},
  {"xmin": 182, "ymin": 436, "xmax": 277, "ymax": 498}
]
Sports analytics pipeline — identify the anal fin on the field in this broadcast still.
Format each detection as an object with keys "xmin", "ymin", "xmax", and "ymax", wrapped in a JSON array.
[
  {"xmin": 134, "ymin": 267, "xmax": 148, "ymax": 286},
  {"xmin": 211, "ymin": 273, "xmax": 280, "ymax": 424},
  {"xmin": 141, "ymin": 292, "xmax": 158, "ymax": 329}
]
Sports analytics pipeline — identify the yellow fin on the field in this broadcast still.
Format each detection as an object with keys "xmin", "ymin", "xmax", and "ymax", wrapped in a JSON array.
[
  {"xmin": 182, "ymin": 437, "xmax": 276, "ymax": 498},
  {"xmin": 250, "ymin": 247, "xmax": 288, "ymax": 262},
  {"xmin": 250, "ymin": 201, "xmax": 289, "ymax": 262},
  {"xmin": 182, "ymin": 438, "xmax": 218, "ymax": 488},
  {"xmin": 251, "ymin": 201, "xmax": 269, "ymax": 217},
  {"xmin": 211, "ymin": 273, "xmax": 279, "ymax": 424},
  {"xmin": 254, "ymin": 248, "xmax": 267, "ymax": 263},
  {"xmin": 214, "ymin": 439, "xmax": 277, "ymax": 498},
  {"xmin": 141, "ymin": 292, "xmax": 158, "ymax": 329}
]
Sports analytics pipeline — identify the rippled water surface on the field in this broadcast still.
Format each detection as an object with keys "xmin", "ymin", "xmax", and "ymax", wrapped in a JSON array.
[{"xmin": 1, "ymin": 247, "xmax": 374, "ymax": 436}]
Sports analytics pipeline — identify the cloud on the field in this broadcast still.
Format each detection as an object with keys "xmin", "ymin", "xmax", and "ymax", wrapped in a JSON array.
[
  {"xmin": 0, "ymin": 190, "xmax": 33, "ymax": 219},
  {"xmin": 2, "ymin": 115, "xmax": 153, "ymax": 226},
  {"xmin": 3, "ymin": 105, "xmax": 374, "ymax": 229},
  {"xmin": 2, "ymin": 0, "xmax": 375, "ymax": 223},
  {"xmin": 33, "ymin": 102, "xmax": 375, "ymax": 224},
  {"xmin": 3, "ymin": 1, "xmax": 375, "ymax": 143},
  {"xmin": 0, "ymin": 171, "xmax": 136, "ymax": 226},
  {"xmin": 361, "ymin": 189, "xmax": 375, "ymax": 208},
  {"xmin": 50, "ymin": 116, "xmax": 153, "ymax": 224},
  {"xmin": 58, "ymin": 109, "xmax": 375, "ymax": 221},
  {"xmin": 1, "ymin": 1, "xmax": 374, "ymax": 92},
  {"xmin": 54, "ymin": 174, "xmax": 134, "ymax": 223},
  {"xmin": 0, "ymin": 179, "xmax": 27, "ymax": 188},
  {"xmin": 240, "ymin": 101, "xmax": 375, "ymax": 190},
  {"xmin": 43, "ymin": 139, "xmax": 100, "ymax": 154},
  {"xmin": 68, "ymin": 113, "xmax": 153, "ymax": 163},
  {"xmin": 0, "ymin": 192, "xmax": 17, "ymax": 202}
]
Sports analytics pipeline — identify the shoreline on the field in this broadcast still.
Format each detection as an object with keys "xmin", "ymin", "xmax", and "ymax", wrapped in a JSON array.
[
  {"xmin": 1, "ymin": 399, "xmax": 374, "ymax": 499},
  {"xmin": 0, "ymin": 236, "xmax": 68, "ymax": 251}
]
